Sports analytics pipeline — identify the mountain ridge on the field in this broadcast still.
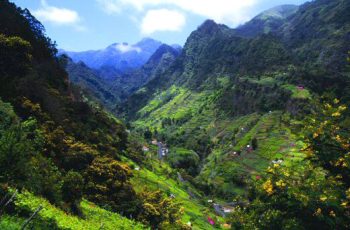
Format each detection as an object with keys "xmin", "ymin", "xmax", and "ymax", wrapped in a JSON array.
[{"xmin": 59, "ymin": 38, "xmax": 163, "ymax": 71}]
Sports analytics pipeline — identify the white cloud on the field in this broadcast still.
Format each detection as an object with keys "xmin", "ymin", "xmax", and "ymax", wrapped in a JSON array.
[
  {"xmin": 115, "ymin": 43, "xmax": 142, "ymax": 53},
  {"xmin": 96, "ymin": 0, "xmax": 121, "ymax": 14},
  {"xmin": 32, "ymin": 0, "xmax": 85, "ymax": 30},
  {"xmin": 96, "ymin": 0, "xmax": 257, "ymax": 26},
  {"xmin": 141, "ymin": 9, "xmax": 186, "ymax": 35}
]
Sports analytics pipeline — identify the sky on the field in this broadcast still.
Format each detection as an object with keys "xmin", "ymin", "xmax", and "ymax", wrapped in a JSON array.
[{"xmin": 11, "ymin": 0, "xmax": 308, "ymax": 51}]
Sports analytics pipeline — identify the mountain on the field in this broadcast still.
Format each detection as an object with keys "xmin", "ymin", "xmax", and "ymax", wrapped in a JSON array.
[
  {"xmin": 60, "ymin": 55, "xmax": 119, "ymax": 109},
  {"xmin": 112, "ymin": 44, "xmax": 181, "ymax": 101},
  {"xmin": 0, "ymin": 1, "xmax": 193, "ymax": 229},
  {"xmin": 123, "ymin": 0, "xmax": 350, "ymax": 119},
  {"xmin": 234, "ymin": 4, "xmax": 299, "ymax": 37},
  {"xmin": 60, "ymin": 43, "xmax": 181, "ymax": 110},
  {"xmin": 60, "ymin": 38, "xmax": 163, "ymax": 72},
  {"xmin": 2, "ymin": 0, "xmax": 350, "ymax": 228},
  {"xmin": 120, "ymin": 18, "xmax": 292, "ymax": 118},
  {"xmin": 121, "ymin": 0, "xmax": 350, "ymax": 212}
]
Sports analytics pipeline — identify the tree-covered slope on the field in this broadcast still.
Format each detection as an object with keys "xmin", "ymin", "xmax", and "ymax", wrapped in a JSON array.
[
  {"xmin": 123, "ymin": 1, "xmax": 349, "ymax": 116},
  {"xmin": 61, "ymin": 44, "xmax": 181, "ymax": 111},
  {"xmin": 234, "ymin": 4, "xmax": 299, "ymax": 38},
  {"xmin": 0, "ymin": 1, "xmax": 189, "ymax": 229},
  {"xmin": 60, "ymin": 56, "xmax": 119, "ymax": 110},
  {"xmin": 111, "ymin": 44, "xmax": 181, "ymax": 102}
]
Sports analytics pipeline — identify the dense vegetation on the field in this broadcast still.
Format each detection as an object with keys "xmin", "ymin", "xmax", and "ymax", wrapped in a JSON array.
[
  {"xmin": 118, "ymin": 0, "xmax": 350, "ymax": 229},
  {"xmin": 0, "ymin": 1, "xmax": 187, "ymax": 229}
]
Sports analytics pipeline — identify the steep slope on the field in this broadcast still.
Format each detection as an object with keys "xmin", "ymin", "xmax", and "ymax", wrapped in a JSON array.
[
  {"xmin": 121, "ymin": 19, "xmax": 293, "ymax": 119},
  {"xmin": 234, "ymin": 4, "xmax": 299, "ymax": 38},
  {"xmin": 112, "ymin": 44, "xmax": 181, "ymax": 102},
  {"xmin": 60, "ymin": 55, "xmax": 119, "ymax": 109},
  {"xmin": 124, "ymin": 0, "xmax": 350, "ymax": 119},
  {"xmin": 61, "ymin": 44, "xmax": 181, "ymax": 111},
  {"xmin": 122, "ymin": 0, "xmax": 350, "ymax": 201},
  {"xmin": 0, "ymin": 1, "xmax": 190, "ymax": 229},
  {"xmin": 280, "ymin": 0, "xmax": 350, "ymax": 75}
]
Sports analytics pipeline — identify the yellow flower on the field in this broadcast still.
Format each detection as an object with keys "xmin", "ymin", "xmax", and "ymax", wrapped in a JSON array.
[
  {"xmin": 339, "ymin": 105, "xmax": 347, "ymax": 111},
  {"xmin": 313, "ymin": 132, "xmax": 319, "ymax": 138},
  {"xmin": 336, "ymin": 174, "xmax": 343, "ymax": 179},
  {"xmin": 329, "ymin": 210, "xmax": 336, "ymax": 217},
  {"xmin": 341, "ymin": 201, "xmax": 348, "ymax": 207},
  {"xmin": 335, "ymin": 158, "xmax": 345, "ymax": 167},
  {"xmin": 335, "ymin": 135, "xmax": 342, "ymax": 142},
  {"xmin": 275, "ymin": 180, "xmax": 286, "ymax": 188},
  {"xmin": 332, "ymin": 112, "xmax": 341, "ymax": 117},
  {"xmin": 273, "ymin": 163, "xmax": 280, "ymax": 168},
  {"xmin": 325, "ymin": 103, "xmax": 332, "ymax": 109},
  {"xmin": 262, "ymin": 179, "xmax": 274, "ymax": 195},
  {"xmin": 334, "ymin": 98, "xmax": 340, "ymax": 104},
  {"xmin": 284, "ymin": 172, "xmax": 290, "ymax": 177},
  {"xmin": 320, "ymin": 196, "xmax": 327, "ymax": 202},
  {"xmin": 314, "ymin": 208, "xmax": 322, "ymax": 216},
  {"xmin": 267, "ymin": 167, "xmax": 274, "ymax": 173}
]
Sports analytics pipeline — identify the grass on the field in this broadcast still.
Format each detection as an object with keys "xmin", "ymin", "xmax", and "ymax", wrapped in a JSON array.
[
  {"xmin": 196, "ymin": 111, "xmax": 306, "ymax": 197},
  {"xmin": 132, "ymin": 77, "xmax": 307, "ymax": 210},
  {"xmin": 11, "ymin": 190, "xmax": 145, "ymax": 230},
  {"xmin": 0, "ymin": 215, "xmax": 25, "ymax": 230},
  {"xmin": 129, "ymin": 153, "xmax": 225, "ymax": 230},
  {"xmin": 282, "ymin": 84, "xmax": 311, "ymax": 99}
]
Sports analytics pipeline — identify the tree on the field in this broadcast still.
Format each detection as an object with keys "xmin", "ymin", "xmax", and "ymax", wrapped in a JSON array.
[
  {"xmin": 62, "ymin": 171, "xmax": 84, "ymax": 215},
  {"xmin": 0, "ymin": 103, "xmax": 42, "ymax": 186},
  {"xmin": 137, "ymin": 190, "xmax": 189, "ymax": 229},
  {"xmin": 144, "ymin": 128, "xmax": 152, "ymax": 140},
  {"xmin": 252, "ymin": 137, "xmax": 258, "ymax": 150},
  {"xmin": 229, "ymin": 99, "xmax": 350, "ymax": 229},
  {"xmin": 27, "ymin": 154, "xmax": 62, "ymax": 204},
  {"xmin": 85, "ymin": 157, "xmax": 140, "ymax": 215}
]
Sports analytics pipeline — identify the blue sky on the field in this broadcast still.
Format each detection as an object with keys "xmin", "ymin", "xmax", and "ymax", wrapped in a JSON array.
[{"xmin": 11, "ymin": 0, "xmax": 308, "ymax": 51}]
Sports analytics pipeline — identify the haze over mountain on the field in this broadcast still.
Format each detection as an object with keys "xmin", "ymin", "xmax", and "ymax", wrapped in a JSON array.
[
  {"xmin": 59, "ymin": 38, "xmax": 164, "ymax": 72},
  {"xmin": 62, "ymin": 43, "xmax": 181, "ymax": 109},
  {"xmin": 234, "ymin": 4, "xmax": 299, "ymax": 37}
]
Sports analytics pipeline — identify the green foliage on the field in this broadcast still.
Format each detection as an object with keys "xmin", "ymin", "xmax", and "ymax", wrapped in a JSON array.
[
  {"xmin": 11, "ymin": 190, "xmax": 145, "ymax": 230},
  {"xmin": 230, "ymin": 162, "xmax": 349, "ymax": 229},
  {"xmin": 62, "ymin": 171, "xmax": 84, "ymax": 214},
  {"xmin": 138, "ymin": 190, "xmax": 189, "ymax": 229},
  {"xmin": 0, "ymin": 34, "xmax": 31, "ymax": 78},
  {"xmin": 61, "ymin": 56, "xmax": 119, "ymax": 111},
  {"xmin": 229, "ymin": 99, "xmax": 350, "ymax": 229},
  {"xmin": 282, "ymin": 84, "xmax": 311, "ymax": 100},
  {"xmin": 130, "ymin": 158, "xmax": 222, "ymax": 229},
  {"xmin": 0, "ymin": 99, "xmax": 43, "ymax": 186},
  {"xmin": 305, "ymin": 99, "xmax": 350, "ymax": 192},
  {"xmin": 167, "ymin": 148, "xmax": 200, "ymax": 176},
  {"xmin": 85, "ymin": 157, "xmax": 140, "ymax": 215},
  {"xmin": 0, "ymin": 1, "xmax": 144, "ymax": 226},
  {"xmin": 0, "ymin": 215, "xmax": 58, "ymax": 230},
  {"xmin": 26, "ymin": 154, "xmax": 62, "ymax": 204}
]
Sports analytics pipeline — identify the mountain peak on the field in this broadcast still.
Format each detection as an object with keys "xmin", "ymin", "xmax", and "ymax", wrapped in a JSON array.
[
  {"xmin": 234, "ymin": 4, "xmax": 299, "ymax": 38},
  {"xmin": 61, "ymin": 38, "xmax": 163, "ymax": 70},
  {"xmin": 197, "ymin": 19, "xmax": 222, "ymax": 34},
  {"xmin": 136, "ymin": 38, "xmax": 161, "ymax": 46}
]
